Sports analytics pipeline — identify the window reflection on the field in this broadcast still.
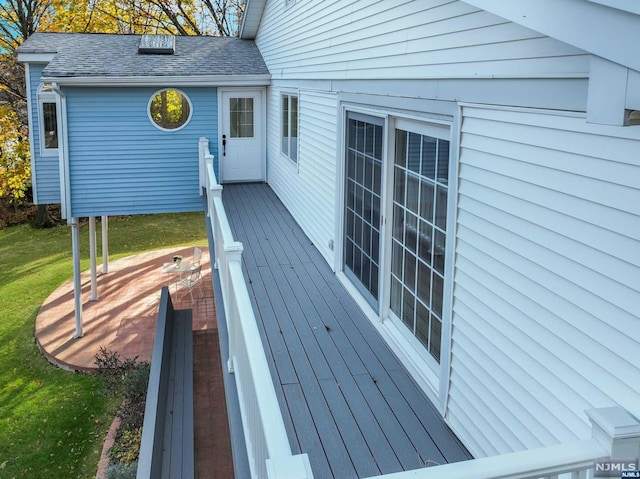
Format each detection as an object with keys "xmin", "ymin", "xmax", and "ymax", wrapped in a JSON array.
[
  {"xmin": 149, "ymin": 89, "xmax": 191, "ymax": 130},
  {"xmin": 390, "ymin": 127, "xmax": 450, "ymax": 364}
]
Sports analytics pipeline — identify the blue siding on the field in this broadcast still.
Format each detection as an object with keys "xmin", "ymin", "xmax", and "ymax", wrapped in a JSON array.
[
  {"xmin": 29, "ymin": 63, "xmax": 62, "ymax": 204},
  {"xmin": 65, "ymin": 86, "xmax": 218, "ymax": 217}
]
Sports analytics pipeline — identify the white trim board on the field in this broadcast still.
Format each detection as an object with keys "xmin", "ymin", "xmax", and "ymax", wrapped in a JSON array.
[
  {"xmin": 39, "ymin": 74, "xmax": 272, "ymax": 87},
  {"xmin": 17, "ymin": 53, "xmax": 56, "ymax": 62},
  {"xmin": 464, "ymin": 0, "xmax": 640, "ymax": 73}
]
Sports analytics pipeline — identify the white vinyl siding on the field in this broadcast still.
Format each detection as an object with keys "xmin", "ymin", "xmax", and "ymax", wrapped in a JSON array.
[
  {"xmin": 267, "ymin": 88, "xmax": 337, "ymax": 265},
  {"xmin": 448, "ymin": 105, "xmax": 640, "ymax": 457},
  {"xmin": 255, "ymin": 0, "xmax": 588, "ymax": 81}
]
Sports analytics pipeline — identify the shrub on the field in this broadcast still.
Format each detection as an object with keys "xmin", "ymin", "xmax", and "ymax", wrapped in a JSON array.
[
  {"xmin": 109, "ymin": 427, "xmax": 142, "ymax": 466},
  {"xmin": 105, "ymin": 460, "xmax": 138, "ymax": 479},
  {"xmin": 116, "ymin": 365, "xmax": 150, "ymax": 429},
  {"xmin": 95, "ymin": 348, "xmax": 150, "ymax": 469},
  {"xmin": 94, "ymin": 347, "xmax": 147, "ymax": 399}
]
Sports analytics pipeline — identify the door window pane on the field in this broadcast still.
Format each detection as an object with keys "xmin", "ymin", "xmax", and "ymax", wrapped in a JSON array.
[
  {"xmin": 421, "ymin": 136, "xmax": 437, "ymax": 179},
  {"xmin": 407, "ymin": 132, "xmax": 421, "ymax": 174},
  {"xmin": 416, "ymin": 302, "xmax": 430, "ymax": 348},
  {"xmin": 420, "ymin": 180, "xmax": 435, "ymax": 223},
  {"xmin": 430, "ymin": 316, "xmax": 442, "ymax": 361},
  {"xmin": 230, "ymin": 97, "xmax": 254, "ymax": 138},
  {"xmin": 437, "ymin": 140, "xmax": 449, "ymax": 184},
  {"xmin": 389, "ymin": 127, "xmax": 450, "ymax": 364}
]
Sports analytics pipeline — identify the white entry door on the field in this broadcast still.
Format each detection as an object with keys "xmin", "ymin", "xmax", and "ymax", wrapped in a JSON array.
[{"xmin": 220, "ymin": 90, "xmax": 265, "ymax": 182}]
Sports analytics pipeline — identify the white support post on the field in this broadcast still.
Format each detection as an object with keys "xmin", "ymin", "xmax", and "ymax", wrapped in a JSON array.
[
  {"xmin": 71, "ymin": 218, "xmax": 84, "ymax": 338},
  {"xmin": 266, "ymin": 454, "xmax": 313, "ymax": 479},
  {"xmin": 89, "ymin": 216, "xmax": 98, "ymax": 301},
  {"xmin": 587, "ymin": 407, "xmax": 640, "ymax": 476},
  {"xmin": 101, "ymin": 216, "xmax": 109, "ymax": 274}
]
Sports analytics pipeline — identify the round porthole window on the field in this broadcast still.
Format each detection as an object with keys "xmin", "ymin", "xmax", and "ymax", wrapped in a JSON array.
[{"xmin": 148, "ymin": 89, "xmax": 192, "ymax": 131}]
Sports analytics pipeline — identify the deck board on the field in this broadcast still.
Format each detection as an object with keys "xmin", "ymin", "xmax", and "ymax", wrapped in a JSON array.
[
  {"xmin": 221, "ymin": 183, "xmax": 471, "ymax": 478},
  {"xmin": 284, "ymin": 383, "xmax": 333, "ymax": 478}
]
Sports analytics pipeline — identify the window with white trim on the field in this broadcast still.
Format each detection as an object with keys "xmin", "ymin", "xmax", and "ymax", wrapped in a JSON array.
[
  {"xmin": 148, "ymin": 88, "xmax": 192, "ymax": 131},
  {"xmin": 281, "ymin": 93, "xmax": 298, "ymax": 163},
  {"xmin": 38, "ymin": 85, "xmax": 58, "ymax": 156}
]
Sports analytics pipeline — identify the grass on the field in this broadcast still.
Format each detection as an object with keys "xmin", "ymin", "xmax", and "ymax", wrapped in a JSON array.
[{"xmin": 0, "ymin": 212, "xmax": 207, "ymax": 479}]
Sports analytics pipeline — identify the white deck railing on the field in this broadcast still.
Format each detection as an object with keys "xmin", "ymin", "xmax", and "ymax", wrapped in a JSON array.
[
  {"xmin": 365, "ymin": 439, "xmax": 601, "ymax": 479},
  {"xmin": 361, "ymin": 402, "xmax": 639, "ymax": 478},
  {"xmin": 199, "ymin": 138, "xmax": 313, "ymax": 479},
  {"xmin": 198, "ymin": 139, "xmax": 640, "ymax": 479}
]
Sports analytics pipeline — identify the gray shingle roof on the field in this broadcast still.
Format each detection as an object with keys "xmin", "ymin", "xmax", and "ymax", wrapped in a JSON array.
[{"xmin": 18, "ymin": 32, "xmax": 270, "ymax": 78}]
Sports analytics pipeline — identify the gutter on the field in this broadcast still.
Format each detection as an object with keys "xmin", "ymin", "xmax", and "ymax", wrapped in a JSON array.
[{"xmin": 40, "ymin": 74, "xmax": 272, "ymax": 87}]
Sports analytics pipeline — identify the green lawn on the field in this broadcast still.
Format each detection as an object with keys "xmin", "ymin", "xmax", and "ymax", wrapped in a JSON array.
[{"xmin": 0, "ymin": 212, "xmax": 207, "ymax": 479}]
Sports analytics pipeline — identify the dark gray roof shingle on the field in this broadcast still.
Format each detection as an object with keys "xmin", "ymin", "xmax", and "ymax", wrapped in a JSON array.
[{"xmin": 18, "ymin": 32, "xmax": 269, "ymax": 78}]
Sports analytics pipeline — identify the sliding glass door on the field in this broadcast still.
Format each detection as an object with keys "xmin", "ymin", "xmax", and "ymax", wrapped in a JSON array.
[
  {"xmin": 389, "ymin": 123, "xmax": 450, "ymax": 363},
  {"xmin": 343, "ymin": 112, "xmax": 451, "ymax": 369},
  {"xmin": 343, "ymin": 113, "xmax": 384, "ymax": 307}
]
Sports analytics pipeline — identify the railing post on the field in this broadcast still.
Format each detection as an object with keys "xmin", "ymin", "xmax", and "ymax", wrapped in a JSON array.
[
  {"xmin": 199, "ymin": 136, "xmax": 209, "ymax": 195},
  {"xmin": 225, "ymin": 241, "xmax": 244, "ymax": 374},
  {"xmin": 210, "ymin": 184, "xmax": 222, "ymax": 199},
  {"xmin": 266, "ymin": 454, "xmax": 313, "ymax": 479},
  {"xmin": 586, "ymin": 407, "xmax": 640, "ymax": 477},
  {"xmin": 210, "ymin": 184, "xmax": 223, "ymax": 270}
]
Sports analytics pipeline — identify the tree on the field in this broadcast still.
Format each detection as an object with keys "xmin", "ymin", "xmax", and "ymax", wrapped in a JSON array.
[
  {"xmin": 0, "ymin": 0, "xmax": 54, "ymax": 51},
  {"xmin": 45, "ymin": 0, "xmax": 244, "ymax": 37},
  {"xmin": 0, "ymin": 105, "xmax": 30, "ymax": 208}
]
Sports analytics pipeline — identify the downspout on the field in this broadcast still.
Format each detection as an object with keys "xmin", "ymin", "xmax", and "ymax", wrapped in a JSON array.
[
  {"xmin": 24, "ymin": 65, "xmax": 38, "ymax": 204},
  {"xmin": 50, "ymin": 82, "xmax": 71, "ymax": 220},
  {"xmin": 51, "ymin": 82, "xmax": 83, "ymax": 338}
]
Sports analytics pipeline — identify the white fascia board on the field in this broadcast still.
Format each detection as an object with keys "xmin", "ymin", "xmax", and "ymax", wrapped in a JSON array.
[
  {"xmin": 240, "ymin": 0, "xmax": 267, "ymax": 39},
  {"xmin": 586, "ymin": 0, "xmax": 640, "ymax": 16},
  {"xmin": 17, "ymin": 53, "xmax": 56, "ymax": 63},
  {"xmin": 463, "ymin": 0, "xmax": 640, "ymax": 73},
  {"xmin": 40, "ymin": 74, "xmax": 271, "ymax": 87}
]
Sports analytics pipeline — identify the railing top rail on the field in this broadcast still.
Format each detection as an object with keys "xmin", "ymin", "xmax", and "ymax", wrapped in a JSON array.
[
  {"xmin": 228, "ymin": 261, "xmax": 293, "ymax": 459},
  {"xmin": 363, "ymin": 438, "xmax": 607, "ymax": 479},
  {"xmin": 201, "ymin": 134, "xmax": 298, "ymax": 472}
]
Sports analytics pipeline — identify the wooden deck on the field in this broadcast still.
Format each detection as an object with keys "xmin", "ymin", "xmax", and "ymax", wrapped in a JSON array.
[{"xmin": 222, "ymin": 183, "xmax": 471, "ymax": 479}]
